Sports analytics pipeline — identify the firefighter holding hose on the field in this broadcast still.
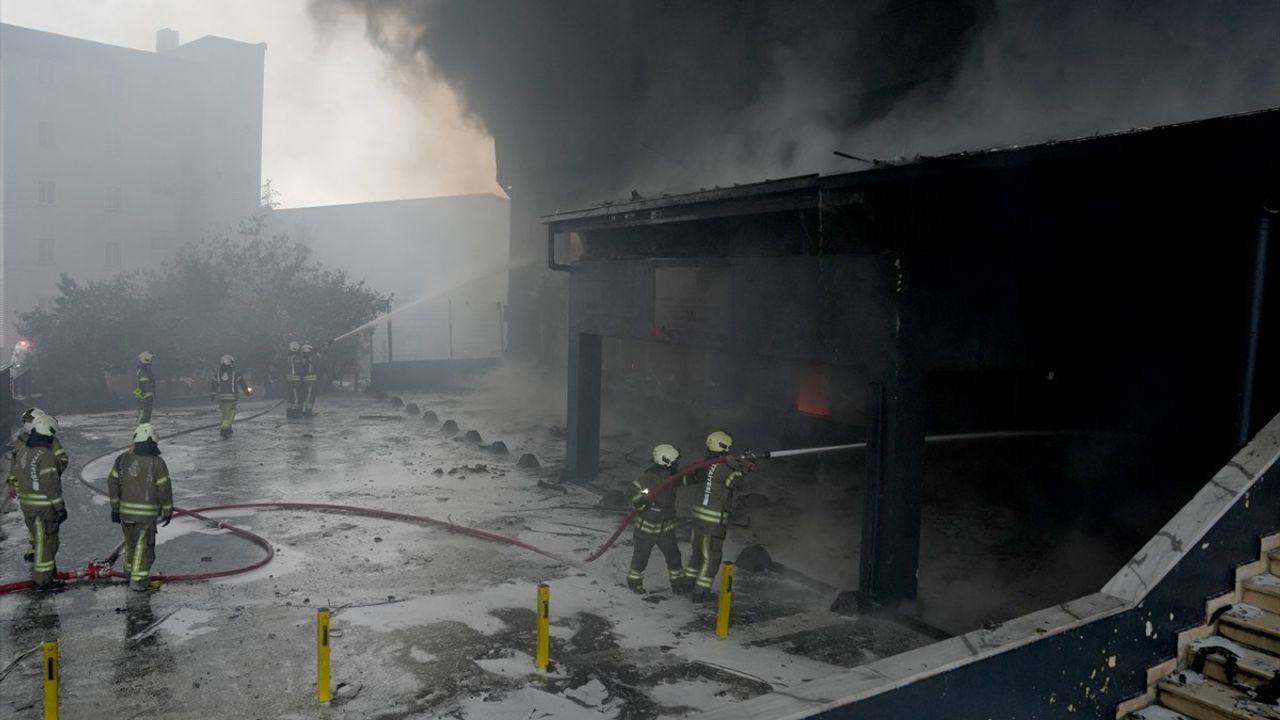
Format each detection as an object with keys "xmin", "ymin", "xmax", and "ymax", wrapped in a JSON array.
[
  {"xmin": 9, "ymin": 414, "xmax": 67, "ymax": 592},
  {"xmin": 680, "ymin": 431, "xmax": 753, "ymax": 602},
  {"xmin": 209, "ymin": 355, "xmax": 251, "ymax": 438},
  {"xmin": 625, "ymin": 444, "xmax": 685, "ymax": 595},
  {"xmin": 108, "ymin": 423, "xmax": 173, "ymax": 591}
]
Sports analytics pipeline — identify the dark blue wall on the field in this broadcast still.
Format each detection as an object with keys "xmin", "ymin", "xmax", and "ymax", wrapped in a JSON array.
[{"xmin": 815, "ymin": 455, "xmax": 1279, "ymax": 720}]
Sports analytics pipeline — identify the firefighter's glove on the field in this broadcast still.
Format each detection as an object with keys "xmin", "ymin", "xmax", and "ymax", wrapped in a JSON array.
[
  {"xmin": 132, "ymin": 388, "xmax": 144, "ymax": 399},
  {"xmin": 161, "ymin": 514, "xmax": 172, "ymax": 528},
  {"xmin": 55, "ymin": 507, "xmax": 68, "ymax": 523},
  {"xmin": 111, "ymin": 510, "xmax": 120, "ymax": 524}
]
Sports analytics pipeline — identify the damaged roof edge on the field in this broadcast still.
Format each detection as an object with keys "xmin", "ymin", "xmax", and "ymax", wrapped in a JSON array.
[{"xmin": 542, "ymin": 105, "xmax": 1280, "ymax": 229}]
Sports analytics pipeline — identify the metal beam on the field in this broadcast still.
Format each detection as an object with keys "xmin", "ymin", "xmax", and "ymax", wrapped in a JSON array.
[
  {"xmin": 565, "ymin": 332, "xmax": 602, "ymax": 482},
  {"xmin": 859, "ymin": 279, "xmax": 927, "ymax": 610}
]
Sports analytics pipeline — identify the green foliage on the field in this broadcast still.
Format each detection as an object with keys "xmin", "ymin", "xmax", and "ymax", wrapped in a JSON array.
[{"xmin": 16, "ymin": 216, "xmax": 391, "ymax": 407}]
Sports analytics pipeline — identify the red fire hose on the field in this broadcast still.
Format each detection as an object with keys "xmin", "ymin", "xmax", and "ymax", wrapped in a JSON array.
[{"xmin": 3, "ymin": 399, "xmax": 869, "ymax": 595}]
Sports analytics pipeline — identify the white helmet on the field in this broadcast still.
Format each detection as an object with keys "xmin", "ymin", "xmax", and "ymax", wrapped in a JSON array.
[
  {"xmin": 301, "ymin": 344, "xmax": 314, "ymax": 354},
  {"xmin": 138, "ymin": 351, "xmax": 154, "ymax": 364},
  {"xmin": 652, "ymin": 444, "xmax": 680, "ymax": 468},
  {"xmin": 706, "ymin": 431, "xmax": 733, "ymax": 453},
  {"xmin": 288, "ymin": 341, "xmax": 301, "ymax": 353},
  {"xmin": 133, "ymin": 423, "xmax": 159, "ymax": 443},
  {"xmin": 21, "ymin": 407, "xmax": 45, "ymax": 432},
  {"xmin": 221, "ymin": 354, "xmax": 235, "ymax": 366},
  {"xmin": 31, "ymin": 414, "xmax": 58, "ymax": 437}
]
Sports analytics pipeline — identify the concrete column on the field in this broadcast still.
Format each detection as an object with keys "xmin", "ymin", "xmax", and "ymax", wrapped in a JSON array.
[
  {"xmin": 565, "ymin": 332, "xmax": 602, "ymax": 482},
  {"xmin": 858, "ymin": 286, "xmax": 927, "ymax": 610}
]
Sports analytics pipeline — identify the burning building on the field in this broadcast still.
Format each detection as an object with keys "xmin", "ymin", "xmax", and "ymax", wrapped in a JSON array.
[{"xmin": 545, "ymin": 108, "xmax": 1279, "ymax": 612}]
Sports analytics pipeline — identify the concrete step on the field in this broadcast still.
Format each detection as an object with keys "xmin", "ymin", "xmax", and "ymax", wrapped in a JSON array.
[
  {"xmin": 1128, "ymin": 704, "xmax": 1193, "ymax": 719},
  {"xmin": 1157, "ymin": 672, "xmax": 1278, "ymax": 720},
  {"xmin": 1242, "ymin": 575, "xmax": 1280, "ymax": 615},
  {"xmin": 1219, "ymin": 605, "xmax": 1280, "ymax": 656},
  {"xmin": 1193, "ymin": 636, "xmax": 1280, "ymax": 691},
  {"xmin": 1269, "ymin": 549, "xmax": 1280, "ymax": 577}
]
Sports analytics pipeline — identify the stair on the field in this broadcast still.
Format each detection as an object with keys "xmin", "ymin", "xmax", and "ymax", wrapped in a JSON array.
[{"xmin": 1124, "ymin": 536, "xmax": 1280, "ymax": 720}]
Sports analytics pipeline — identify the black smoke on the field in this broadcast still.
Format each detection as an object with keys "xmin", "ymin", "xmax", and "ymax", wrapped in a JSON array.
[{"xmin": 312, "ymin": 0, "xmax": 1280, "ymax": 207}]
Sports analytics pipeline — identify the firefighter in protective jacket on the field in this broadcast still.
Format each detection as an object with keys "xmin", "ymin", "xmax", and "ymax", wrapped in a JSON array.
[
  {"xmin": 9, "ymin": 415, "xmax": 67, "ymax": 591},
  {"xmin": 626, "ymin": 444, "xmax": 684, "ymax": 594},
  {"xmin": 209, "ymin": 355, "xmax": 251, "ymax": 438},
  {"xmin": 135, "ymin": 351, "xmax": 156, "ymax": 423},
  {"xmin": 8, "ymin": 409, "xmax": 69, "ymax": 565},
  {"xmin": 285, "ymin": 341, "xmax": 303, "ymax": 418},
  {"xmin": 680, "ymin": 431, "xmax": 752, "ymax": 601},
  {"xmin": 299, "ymin": 343, "xmax": 318, "ymax": 416},
  {"xmin": 109, "ymin": 423, "xmax": 173, "ymax": 591}
]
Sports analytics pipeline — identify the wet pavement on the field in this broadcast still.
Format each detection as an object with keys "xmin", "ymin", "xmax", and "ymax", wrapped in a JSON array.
[{"xmin": 0, "ymin": 392, "xmax": 940, "ymax": 719}]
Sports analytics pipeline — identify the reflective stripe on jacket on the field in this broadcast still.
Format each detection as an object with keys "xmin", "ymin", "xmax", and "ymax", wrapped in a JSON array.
[{"xmin": 109, "ymin": 451, "xmax": 173, "ymax": 520}]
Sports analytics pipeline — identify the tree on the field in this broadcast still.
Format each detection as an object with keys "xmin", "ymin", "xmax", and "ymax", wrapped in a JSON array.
[{"xmin": 16, "ymin": 218, "xmax": 391, "ymax": 411}]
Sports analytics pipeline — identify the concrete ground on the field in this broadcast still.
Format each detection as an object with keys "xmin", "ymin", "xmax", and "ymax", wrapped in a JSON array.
[{"xmin": 1, "ymin": 392, "xmax": 945, "ymax": 719}]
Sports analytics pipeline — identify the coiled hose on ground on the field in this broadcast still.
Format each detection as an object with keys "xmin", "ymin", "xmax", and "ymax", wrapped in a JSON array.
[{"xmin": 0, "ymin": 398, "xmax": 680, "ymax": 594}]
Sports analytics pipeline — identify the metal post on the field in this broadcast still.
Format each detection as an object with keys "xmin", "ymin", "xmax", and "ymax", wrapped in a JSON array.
[
  {"xmin": 565, "ymin": 333, "xmax": 602, "ymax": 482},
  {"xmin": 1237, "ymin": 215, "xmax": 1271, "ymax": 447},
  {"xmin": 497, "ymin": 301, "xmax": 506, "ymax": 355},
  {"xmin": 535, "ymin": 584, "xmax": 550, "ymax": 671},
  {"xmin": 386, "ymin": 317, "xmax": 393, "ymax": 364},
  {"xmin": 715, "ymin": 562, "xmax": 734, "ymax": 638},
  {"xmin": 858, "ymin": 273, "xmax": 927, "ymax": 610},
  {"xmin": 42, "ymin": 640, "xmax": 58, "ymax": 720},
  {"xmin": 317, "ymin": 608, "xmax": 331, "ymax": 704}
]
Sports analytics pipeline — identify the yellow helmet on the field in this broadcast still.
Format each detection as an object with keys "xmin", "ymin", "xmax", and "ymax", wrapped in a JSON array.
[
  {"xmin": 651, "ymin": 443, "xmax": 680, "ymax": 468},
  {"xmin": 706, "ymin": 431, "xmax": 733, "ymax": 453},
  {"xmin": 138, "ymin": 351, "xmax": 154, "ymax": 364}
]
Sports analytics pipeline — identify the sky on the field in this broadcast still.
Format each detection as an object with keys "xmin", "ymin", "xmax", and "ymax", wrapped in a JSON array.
[{"xmin": 0, "ymin": 0, "xmax": 503, "ymax": 208}]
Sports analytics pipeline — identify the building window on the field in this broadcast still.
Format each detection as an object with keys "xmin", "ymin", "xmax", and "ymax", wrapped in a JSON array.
[
  {"xmin": 106, "ymin": 242, "xmax": 122, "ymax": 267},
  {"xmin": 38, "ymin": 121, "xmax": 55, "ymax": 148},
  {"xmin": 105, "ymin": 186, "xmax": 121, "ymax": 212},
  {"xmin": 38, "ymin": 239, "xmax": 55, "ymax": 265},
  {"xmin": 37, "ymin": 180, "xmax": 56, "ymax": 205}
]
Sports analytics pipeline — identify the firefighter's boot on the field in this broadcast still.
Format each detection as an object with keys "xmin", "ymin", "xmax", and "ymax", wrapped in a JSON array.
[{"xmin": 626, "ymin": 576, "xmax": 645, "ymax": 594}]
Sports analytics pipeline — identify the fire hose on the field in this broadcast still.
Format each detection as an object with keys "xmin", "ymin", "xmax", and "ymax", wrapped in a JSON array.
[{"xmin": 2, "ymin": 393, "xmax": 1068, "ymax": 594}]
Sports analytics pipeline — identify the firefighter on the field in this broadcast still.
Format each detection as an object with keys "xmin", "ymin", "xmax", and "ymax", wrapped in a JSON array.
[
  {"xmin": 134, "ymin": 351, "xmax": 156, "ymax": 423},
  {"xmin": 300, "ymin": 343, "xmax": 318, "ymax": 417},
  {"xmin": 109, "ymin": 423, "xmax": 173, "ymax": 591},
  {"xmin": 9, "ymin": 408, "xmax": 69, "ymax": 475},
  {"xmin": 680, "ymin": 431, "xmax": 752, "ymax": 602},
  {"xmin": 626, "ymin": 444, "xmax": 685, "ymax": 594},
  {"xmin": 10, "ymin": 414, "xmax": 66, "ymax": 591},
  {"xmin": 7, "ymin": 409, "xmax": 69, "ymax": 562},
  {"xmin": 209, "ymin": 355, "xmax": 251, "ymax": 438},
  {"xmin": 285, "ymin": 341, "xmax": 303, "ymax": 418}
]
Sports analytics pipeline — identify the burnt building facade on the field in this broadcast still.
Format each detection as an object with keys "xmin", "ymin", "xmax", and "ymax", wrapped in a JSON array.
[{"xmin": 545, "ymin": 109, "xmax": 1279, "ymax": 609}]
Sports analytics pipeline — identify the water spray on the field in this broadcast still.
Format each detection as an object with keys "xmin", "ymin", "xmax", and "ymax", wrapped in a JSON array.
[{"xmin": 329, "ymin": 258, "xmax": 535, "ymax": 344}]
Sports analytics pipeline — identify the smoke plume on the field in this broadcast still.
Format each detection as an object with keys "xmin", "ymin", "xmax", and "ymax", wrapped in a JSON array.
[{"xmin": 311, "ymin": 0, "xmax": 1280, "ymax": 207}]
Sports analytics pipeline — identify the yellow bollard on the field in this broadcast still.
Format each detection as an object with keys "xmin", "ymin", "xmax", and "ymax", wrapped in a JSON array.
[
  {"xmin": 715, "ymin": 562, "xmax": 734, "ymax": 638},
  {"xmin": 42, "ymin": 640, "xmax": 58, "ymax": 720},
  {"xmin": 317, "ymin": 607, "xmax": 331, "ymax": 704},
  {"xmin": 535, "ymin": 583, "xmax": 550, "ymax": 671}
]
